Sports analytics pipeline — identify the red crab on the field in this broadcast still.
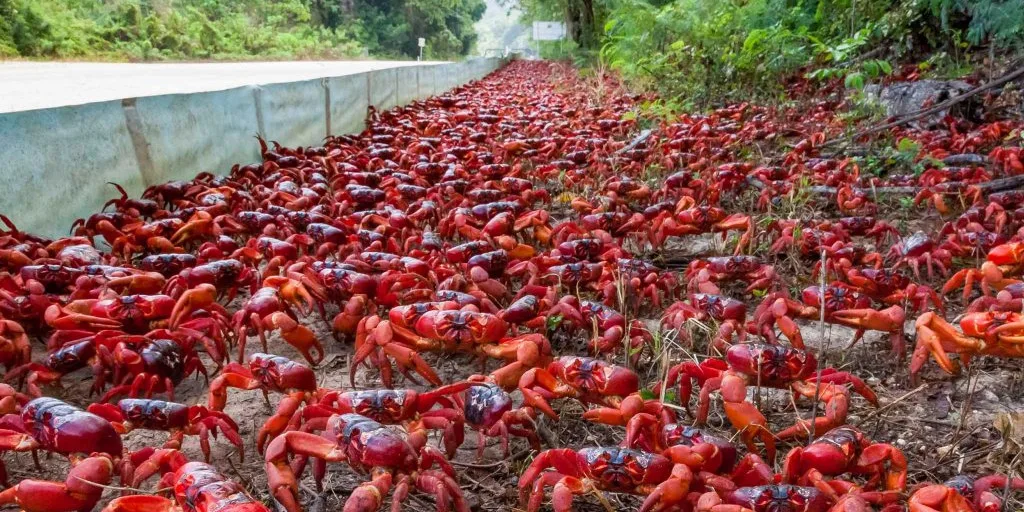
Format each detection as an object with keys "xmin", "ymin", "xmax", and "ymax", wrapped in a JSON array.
[
  {"xmin": 912, "ymin": 311, "xmax": 1024, "ymax": 383},
  {"xmin": 944, "ymin": 241, "xmax": 1024, "ymax": 301},
  {"xmin": 782, "ymin": 426, "xmax": 906, "ymax": 504},
  {"xmin": 662, "ymin": 294, "xmax": 747, "ymax": 350},
  {"xmin": 649, "ymin": 205, "xmax": 753, "ymax": 255},
  {"xmin": 661, "ymin": 344, "xmax": 878, "ymax": 461},
  {"xmin": 232, "ymin": 275, "xmax": 322, "ymax": 364},
  {"xmin": 518, "ymin": 446, "xmax": 705, "ymax": 512},
  {"xmin": 751, "ymin": 287, "xmax": 906, "ymax": 356},
  {"xmin": 87, "ymin": 398, "xmax": 243, "ymax": 462},
  {"xmin": 299, "ymin": 383, "xmax": 473, "ymax": 457},
  {"xmin": 887, "ymin": 231, "xmax": 952, "ymax": 280},
  {"xmin": 266, "ymin": 413, "xmax": 468, "ymax": 512},
  {"xmin": 686, "ymin": 256, "xmax": 777, "ymax": 295},
  {"xmin": 518, "ymin": 356, "xmax": 639, "ymax": 419},
  {"xmin": 106, "ymin": 456, "xmax": 269, "ymax": 512},
  {"xmin": 908, "ymin": 474, "xmax": 1024, "ymax": 512},
  {"xmin": 0, "ymin": 397, "xmax": 122, "ymax": 488},
  {"xmin": 7, "ymin": 328, "xmax": 210, "ymax": 400},
  {"xmin": 207, "ymin": 352, "xmax": 317, "ymax": 444}
]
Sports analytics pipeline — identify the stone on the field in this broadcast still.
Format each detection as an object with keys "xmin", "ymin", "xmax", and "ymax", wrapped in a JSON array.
[{"xmin": 863, "ymin": 79, "xmax": 973, "ymax": 128}]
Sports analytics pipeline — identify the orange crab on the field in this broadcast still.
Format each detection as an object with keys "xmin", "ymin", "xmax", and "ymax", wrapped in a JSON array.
[
  {"xmin": 912, "ymin": 311, "xmax": 1024, "ymax": 383},
  {"xmin": 943, "ymin": 242, "xmax": 1024, "ymax": 301}
]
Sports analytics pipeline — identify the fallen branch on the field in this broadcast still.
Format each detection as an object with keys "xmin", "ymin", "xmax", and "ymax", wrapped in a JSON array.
[
  {"xmin": 617, "ymin": 129, "xmax": 654, "ymax": 155},
  {"xmin": 824, "ymin": 64, "xmax": 1024, "ymax": 147}
]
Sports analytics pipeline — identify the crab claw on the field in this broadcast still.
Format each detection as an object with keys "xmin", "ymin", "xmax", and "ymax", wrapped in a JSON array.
[
  {"xmin": 170, "ymin": 284, "xmax": 218, "ymax": 327},
  {"xmin": 831, "ymin": 305, "xmax": 906, "ymax": 356},
  {"xmin": 266, "ymin": 312, "xmax": 323, "ymax": 365}
]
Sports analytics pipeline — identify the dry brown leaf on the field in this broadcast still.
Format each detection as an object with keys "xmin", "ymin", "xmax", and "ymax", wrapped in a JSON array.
[{"xmin": 993, "ymin": 412, "xmax": 1024, "ymax": 454}]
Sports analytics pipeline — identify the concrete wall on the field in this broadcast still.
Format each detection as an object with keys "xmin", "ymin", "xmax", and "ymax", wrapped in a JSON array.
[{"xmin": 0, "ymin": 58, "xmax": 506, "ymax": 238}]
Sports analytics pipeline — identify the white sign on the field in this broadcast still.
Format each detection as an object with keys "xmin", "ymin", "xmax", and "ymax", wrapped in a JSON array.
[
  {"xmin": 532, "ymin": 21, "xmax": 566, "ymax": 41},
  {"xmin": 418, "ymin": 37, "xmax": 426, "ymax": 48}
]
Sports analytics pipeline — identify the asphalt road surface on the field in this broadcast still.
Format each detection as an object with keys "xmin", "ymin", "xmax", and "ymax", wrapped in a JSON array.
[{"xmin": 0, "ymin": 60, "xmax": 442, "ymax": 114}]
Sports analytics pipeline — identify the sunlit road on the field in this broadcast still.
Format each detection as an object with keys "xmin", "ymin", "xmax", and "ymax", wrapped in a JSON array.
[{"xmin": 0, "ymin": 60, "xmax": 443, "ymax": 113}]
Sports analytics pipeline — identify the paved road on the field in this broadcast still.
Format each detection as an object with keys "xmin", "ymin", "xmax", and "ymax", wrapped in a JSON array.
[{"xmin": 0, "ymin": 60, "xmax": 443, "ymax": 113}]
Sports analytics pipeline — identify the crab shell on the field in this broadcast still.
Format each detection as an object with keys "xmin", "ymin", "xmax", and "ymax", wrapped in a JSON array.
[
  {"xmin": 690, "ymin": 293, "xmax": 747, "ymax": 321},
  {"xmin": 726, "ymin": 344, "xmax": 817, "ymax": 386},
  {"xmin": 577, "ymin": 447, "xmax": 675, "ymax": 492},
  {"xmin": 414, "ymin": 310, "xmax": 509, "ymax": 345},
  {"xmin": 987, "ymin": 241, "xmax": 1024, "ymax": 266},
  {"xmin": 23, "ymin": 397, "xmax": 123, "ymax": 456},
  {"xmin": 662, "ymin": 424, "xmax": 737, "ymax": 472},
  {"xmin": 792, "ymin": 426, "xmax": 864, "ymax": 475},
  {"xmin": 548, "ymin": 356, "xmax": 639, "ymax": 397},
  {"xmin": 697, "ymin": 255, "xmax": 765, "ymax": 276},
  {"xmin": 726, "ymin": 485, "xmax": 830, "ymax": 512},
  {"xmin": 116, "ymin": 398, "xmax": 192, "ymax": 430},
  {"xmin": 249, "ymin": 353, "xmax": 317, "ymax": 392},
  {"xmin": 801, "ymin": 285, "xmax": 872, "ymax": 313},
  {"xmin": 91, "ymin": 294, "xmax": 176, "ymax": 329},
  {"xmin": 336, "ymin": 389, "xmax": 421, "ymax": 423},
  {"xmin": 464, "ymin": 382, "xmax": 512, "ymax": 428},
  {"xmin": 327, "ymin": 413, "xmax": 418, "ymax": 472},
  {"xmin": 172, "ymin": 462, "xmax": 268, "ymax": 512},
  {"xmin": 959, "ymin": 311, "xmax": 1023, "ymax": 339}
]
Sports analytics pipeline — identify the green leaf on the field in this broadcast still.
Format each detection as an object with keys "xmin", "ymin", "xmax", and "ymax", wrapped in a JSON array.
[
  {"xmin": 844, "ymin": 72, "xmax": 865, "ymax": 90},
  {"xmin": 862, "ymin": 60, "xmax": 880, "ymax": 78},
  {"xmin": 897, "ymin": 137, "xmax": 921, "ymax": 154},
  {"xmin": 546, "ymin": 313, "xmax": 563, "ymax": 332}
]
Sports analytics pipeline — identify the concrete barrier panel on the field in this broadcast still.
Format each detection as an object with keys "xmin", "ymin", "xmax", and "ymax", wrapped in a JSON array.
[
  {"xmin": 396, "ymin": 67, "xmax": 419, "ymax": 106},
  {"xmin": 328, "ymin": 73, "xmax": 370, "ymax": 136},
  {"xmin": 260, "ymin": 79, "xmax": 327, "ymax": 148},
  {"xmin": 0, "ymin": 58, "xmax": 505, "ymax": 238},
  {"xmin": 423, "ymin": 66, "xmax": 440, "ymax": 97},
  {"xmin": 436, "ymin": 64, "xmax": 456, "ymax": 92},
  {"xmin": 368, "ymin": 69, "xmax": 398, "ymax": 110},
  {"xmin": 0, "ymin": 100, "xmax": 143, "ymax": 237},
  {"xmin": 134, "ymin": 87, "xmax": 261, "ymax": 184}
]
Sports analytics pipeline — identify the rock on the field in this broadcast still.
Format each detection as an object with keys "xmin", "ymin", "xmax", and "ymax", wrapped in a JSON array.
[
  {"xmin": 979, "ymin": 389, "xmax": 1000, "ymax": 402},
  {"xmin": 863, "ymin": 80, "xmax": 973, "ymax": 128}
]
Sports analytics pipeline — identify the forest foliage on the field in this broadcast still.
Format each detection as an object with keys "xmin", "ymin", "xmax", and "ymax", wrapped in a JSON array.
[
  {"xmin": 0, "ymin": 0, "xmax": 486, "ymax": 60},
  {"xmin": 518, "ymin": 0, "xmax": 1024, "ymax": 108}
]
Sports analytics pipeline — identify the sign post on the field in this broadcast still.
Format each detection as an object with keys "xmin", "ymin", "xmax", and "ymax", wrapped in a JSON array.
[
  {"xmin": 417, "ymin": 37, "xmax": 425, "ymax": 61},
  {"xmin": 532, "ymin": 21, "xmax": 566, "ymax": 58}
]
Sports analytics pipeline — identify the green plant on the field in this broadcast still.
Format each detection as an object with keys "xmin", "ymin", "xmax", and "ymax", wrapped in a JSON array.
[{"xmin": 0, "ymin": 0, "xmax": 486, "ymax": 61}]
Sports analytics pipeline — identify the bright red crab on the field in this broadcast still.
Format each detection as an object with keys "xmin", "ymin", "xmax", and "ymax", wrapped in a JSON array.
[
  {"xmin": 232, "ymin": 275, "xmax": 322, "ymax": 364},
  {"xmin": 912, "ymin": 311, "xmax": 1024, "ymax": 382},
  {"xmin": 907, "ymin": 474, "xmax": 1024, "ymax": 512},
  {"xmin": 751, "ymin": 287, "xmax": 907, "ymax": 356},
  {"xmin": 649, "ymin": 205, "xmax": 754, "ymax": 255},
  {"xmin": 266, "ymin": 413, "xmax": 467, "ymax": 512},
  {"xmin": 662, "ymin": 294, "xmax": 747, "ymax": 350},
  {"xmin": 88, "ymin": 398, "xmax": 243, "ymax": 462},
  {"xmin": 207, "ymin": 353, "xmax": 317, "ymax": 449},
  {"xmin": 107, "ymin": 455, "xmax": 269, "ymax": 512},
  {"xmin": 686, "ymin": 256, "xmax": 777, "ymax": 295},
  {"xmin": 518, "ymin": 356, "xmax": 639, "ymax": 419},
  {"xmin": 661, "ymin": 344, "xmax": 878, "ymax": 461},
  {"xmin": 518, "ymin": 446, "xmax": 701, "ymax": 512},
  {"xmin": 0, "ymin": 397, "xmax": 123, "ymax": 488},
  {"xmin": 301, "ymin": 382, "xmax": 473, "ymax": 457},
  {"xmin": 782, "ymin": 426, "xmax": 906, "ymax": 504}
]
